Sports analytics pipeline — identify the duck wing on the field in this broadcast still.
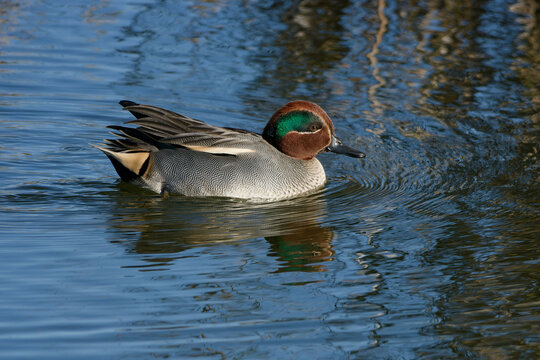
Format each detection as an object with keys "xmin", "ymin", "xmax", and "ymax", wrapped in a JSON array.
[{"xmin": 114, "ymin": 100, "xmax": 261, "ymax": 156}]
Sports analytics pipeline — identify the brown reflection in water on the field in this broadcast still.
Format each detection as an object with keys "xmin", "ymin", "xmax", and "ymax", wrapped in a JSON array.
[
  {"xmin": 510, "ymin": 0, "xmax": 540, "ymax": 196},
  {"xmin": 81, "ymin": 1, "xmax": 119, "ymax": 25},
  {"xmin": 246, "ymin": 0, "xmax": 352, "ymax": 102},
  {"xmin": 366, "ymin": 0, "xmax": 388, "ymax": 113},
  {"xmin": 511, "ymin": 0, "xmax": 540, "ymax": 108},
  {"xmin": 365, "ymin": 0, "xmax": 389, "ymax": 137},
  {"xmin": 0, "ymin": 1, "xmax": 23, "ymax": 47},
  {"xmin": 409, "ymin": 1, "xmax": 499, "ymax": 116},
  {"xmin": 105, "ymin": 184, "xmax": 334, "ymax": 273}
]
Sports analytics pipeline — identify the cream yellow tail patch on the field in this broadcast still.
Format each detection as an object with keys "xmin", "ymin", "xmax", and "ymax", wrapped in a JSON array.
[{"xmin": 94, "ymin": 145, "xmax": 150, "ymax": 175}]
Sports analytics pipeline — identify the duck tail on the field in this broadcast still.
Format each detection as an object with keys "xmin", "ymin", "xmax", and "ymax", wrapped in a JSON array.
[{"xmin": 92, "ymin": 144, "xmax": 151, "ymax": 182}]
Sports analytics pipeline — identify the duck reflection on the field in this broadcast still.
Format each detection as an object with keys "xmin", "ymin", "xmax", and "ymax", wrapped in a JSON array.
[
  {"xmin": 104, "ymin": 183, "xmax": 334, "ymax": 272},
  {"xmin": 266, "ymin": 224, "xmax": 334, "ymax": 273}
]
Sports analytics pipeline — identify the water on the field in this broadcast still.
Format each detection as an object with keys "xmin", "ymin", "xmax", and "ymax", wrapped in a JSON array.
[{"xmin": 1, "ymin": 0, "xmax": 539, "ymax": 359}]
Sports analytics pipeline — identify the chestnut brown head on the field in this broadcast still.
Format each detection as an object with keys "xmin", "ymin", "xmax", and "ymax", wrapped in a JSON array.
[{"xmin": 262, "ymin": 100, "xmax": 365, "ymax": 160}]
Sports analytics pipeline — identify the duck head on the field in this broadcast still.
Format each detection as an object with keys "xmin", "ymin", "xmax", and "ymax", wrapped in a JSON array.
[{"xmin": 262, "ymin": 100, "xmax": 366, "ymax": 160}]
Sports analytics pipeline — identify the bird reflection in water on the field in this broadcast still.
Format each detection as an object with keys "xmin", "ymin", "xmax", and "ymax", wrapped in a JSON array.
[{"xmin": 105, "ymin": 183, "xmax": 334, "ymax": 273}]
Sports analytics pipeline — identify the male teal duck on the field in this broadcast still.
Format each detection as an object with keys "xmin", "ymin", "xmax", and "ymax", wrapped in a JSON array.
[{"xmin": 96, "ymin": 100, "xmax": 365, "ymax": 200}]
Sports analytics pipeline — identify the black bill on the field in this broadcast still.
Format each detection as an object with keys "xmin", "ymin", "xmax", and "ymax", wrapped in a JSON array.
[{"xmin": 326, "ymin": 135, "xmax": 366, "ymax": 158}]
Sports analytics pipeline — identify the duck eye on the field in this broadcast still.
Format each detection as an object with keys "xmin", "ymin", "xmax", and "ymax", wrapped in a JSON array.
[{"xmin": 309, "ymin": 124, "xmax": 320, "ymax": 132}]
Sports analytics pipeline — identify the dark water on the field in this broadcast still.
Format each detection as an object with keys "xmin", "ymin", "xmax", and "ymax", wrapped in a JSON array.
[{"xmin": 1, "ymin": 0, "xmax": 539, "ymax": 359}]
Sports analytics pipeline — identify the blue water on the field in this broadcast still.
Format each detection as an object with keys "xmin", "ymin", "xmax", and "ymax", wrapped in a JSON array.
[{"xmin": 1, "ymin": 0, "xmax": 539, "ymax": 359}]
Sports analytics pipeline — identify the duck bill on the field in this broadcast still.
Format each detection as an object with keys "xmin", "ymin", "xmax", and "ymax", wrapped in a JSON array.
[{"xmin": 326, "ymin": 135, "xmax": 365, "ymax": 158}]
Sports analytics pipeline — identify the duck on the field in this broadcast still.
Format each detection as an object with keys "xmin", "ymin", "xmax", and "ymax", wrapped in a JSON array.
[{"xmin": 95, "ymin": 100, "xmax": 365, "ymax": 200}]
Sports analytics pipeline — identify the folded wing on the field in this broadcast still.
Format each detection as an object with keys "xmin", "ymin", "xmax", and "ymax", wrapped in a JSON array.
[{"xmin": 110, "ymin": 100, "xmax": 259, "ymax": 155}]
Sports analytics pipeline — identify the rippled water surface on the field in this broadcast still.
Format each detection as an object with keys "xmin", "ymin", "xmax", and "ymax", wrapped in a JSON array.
[{"xmin": 1, "ymin": 0, "xmax": 539, "ymax": 359}]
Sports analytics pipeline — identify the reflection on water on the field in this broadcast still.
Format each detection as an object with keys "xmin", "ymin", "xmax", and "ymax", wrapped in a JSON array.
[
  {"xmin": 245, "ymin": 0, "xmax": 352, "ymax": 102},
  {"xmin": 106, "ymin": 184, "xmax": 334, "ymax": 273},
  {"xmin": 1, "ymin": 0, "xmax": 539, "ymax": 359}
]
